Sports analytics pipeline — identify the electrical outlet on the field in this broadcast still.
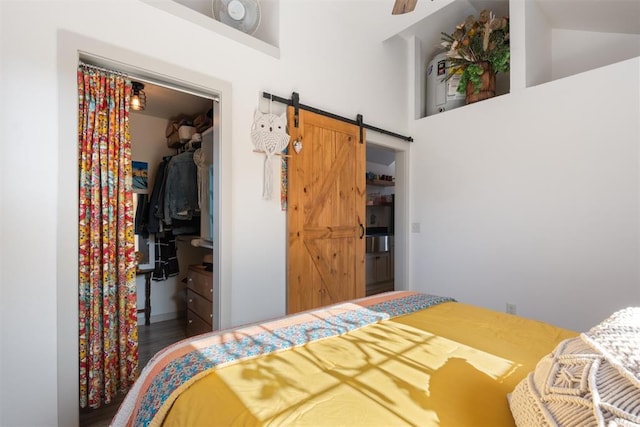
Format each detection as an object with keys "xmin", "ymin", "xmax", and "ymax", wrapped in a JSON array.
[{"xmin": 506, "ymin": 303, "xmax": 517, "ymax": 315}]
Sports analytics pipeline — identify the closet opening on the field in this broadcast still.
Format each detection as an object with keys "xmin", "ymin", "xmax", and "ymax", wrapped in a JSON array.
[
  {"xmin": 126, "ymin": 78, "xmax": 220, "ymax": 333},
  {"xmin": 365, "ymin": 140, "xmax": 409, "ymax": 296},
  {"xmin": 365, "ymin": 144, "xmax": 396, "ymax": 296},
  {"xmin": 76, "ymin": 55, "xmax": 225, "ymax": 424}
]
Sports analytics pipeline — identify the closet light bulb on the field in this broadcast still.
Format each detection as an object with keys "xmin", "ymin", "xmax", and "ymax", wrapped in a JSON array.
[
  {"xmin": 131, "ymin": 95, "xmax": 141, "ymax": 111},
  {"xmin": 130, "ymin": 83, "xmax": 146, "ymax": 111}
]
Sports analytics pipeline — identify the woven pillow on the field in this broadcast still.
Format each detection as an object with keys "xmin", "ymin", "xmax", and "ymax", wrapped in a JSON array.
[{"xmin": 508, "ymin": 307, "xmax": 640, "ymax": 427}]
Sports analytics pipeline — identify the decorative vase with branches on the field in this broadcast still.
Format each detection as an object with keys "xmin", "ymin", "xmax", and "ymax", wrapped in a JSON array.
[{"xmin": 440, "ymin": 9, "xmax": 510, "ymax": 103}]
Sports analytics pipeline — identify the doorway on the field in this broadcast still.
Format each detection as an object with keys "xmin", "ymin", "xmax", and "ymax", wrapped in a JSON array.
[
  {"xmin": 365, "ymin": 139, "xmax": 409, "ymax": 294},
  {"xmin": 128, "ymin": 80, "xmax": 216, "ymax": 331},
  {"xmin": 75, "ymin": 54, "xmax": 226, "ymax": 422},
  {"xmin": 365, "ymin": 144, "xmax": 397, "ymax": 296},
  {"xmin": 56, "ymin": 32, "xmax": 235, "ymax": 426}
]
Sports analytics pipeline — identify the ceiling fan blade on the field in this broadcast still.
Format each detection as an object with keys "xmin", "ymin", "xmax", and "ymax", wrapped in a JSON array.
[{"xmin": 392, "ymin": 0, "xmax": 417, "ymax": 15}]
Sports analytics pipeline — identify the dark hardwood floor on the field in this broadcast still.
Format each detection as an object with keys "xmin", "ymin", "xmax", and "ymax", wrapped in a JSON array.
[{"xmin": 79, "ymin": 317, "xmax": 187, "ymax": 427}]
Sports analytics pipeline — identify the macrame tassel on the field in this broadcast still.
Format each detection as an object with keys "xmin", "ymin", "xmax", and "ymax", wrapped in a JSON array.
[
  {"xmin": 262, "ymin": 154, "xmax": 273, "ymax": 200},
  {"xmin": 251, "ymin": 110, "xmax": 290, "ymax": 200}
]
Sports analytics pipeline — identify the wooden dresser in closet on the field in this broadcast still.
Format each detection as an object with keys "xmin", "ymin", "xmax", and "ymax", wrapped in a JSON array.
[{"xmin": 186, "ymin": 264, "xmax": 214, "ymax": 337}]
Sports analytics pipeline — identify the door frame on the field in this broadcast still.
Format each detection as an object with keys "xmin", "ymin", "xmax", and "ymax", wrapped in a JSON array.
[
  {"xmin": 366, "ymin": 134, "xmax": 411, "ymax": 293},
  {"xmin": 56, "ymin": 31, "xmax": 233, "ymax": 426}
]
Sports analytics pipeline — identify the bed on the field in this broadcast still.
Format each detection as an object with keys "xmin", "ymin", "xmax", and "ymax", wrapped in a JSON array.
[{"xmin": 112, "ymin": 291, "xmax": 640, "ymax": 427}]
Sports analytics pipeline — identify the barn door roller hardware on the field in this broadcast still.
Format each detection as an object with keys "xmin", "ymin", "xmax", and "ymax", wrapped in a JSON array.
[{"xmin": 262, "ymin": 91, "xmax": 413, "ymax": 143}]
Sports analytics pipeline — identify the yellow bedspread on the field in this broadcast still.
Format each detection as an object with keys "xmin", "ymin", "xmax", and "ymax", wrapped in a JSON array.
[{"xmin": 163, "ymin": 302, "xmax": 575, "ymax": 426}]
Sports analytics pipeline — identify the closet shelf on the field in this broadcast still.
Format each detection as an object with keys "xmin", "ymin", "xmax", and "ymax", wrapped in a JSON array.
[
  {"xmin": 175, "ymin": 235, "xmax": 214, "ymax": 250},
  {"xmin": 184, "ymin": 236, "xmax": 213, "ymax": 249},
  {"xmin": 366, "ymin": 179, "xmax": 394, "ymax": 187},
  {"xmin": 192, "ymin": 239, "xmax": 214, "ymax": 249}
]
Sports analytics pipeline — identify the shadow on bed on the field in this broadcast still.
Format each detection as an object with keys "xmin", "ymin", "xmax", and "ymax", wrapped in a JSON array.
[
  {"xmin": 113, "ymin": 293, "xmax": 575, "ymax": 426},
  {"xmin": 163, "ymin": 323, "xmax": 522, "ymax": 426},
  {"xmin": 427, "ymin": 356, "xmax": 515, "ymax": 426}
]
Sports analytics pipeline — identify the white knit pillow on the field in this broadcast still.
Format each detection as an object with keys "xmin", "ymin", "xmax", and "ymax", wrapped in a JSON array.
[{"xmin": 509, "ymin": 308, "xmax": 640, "ymax": 427}]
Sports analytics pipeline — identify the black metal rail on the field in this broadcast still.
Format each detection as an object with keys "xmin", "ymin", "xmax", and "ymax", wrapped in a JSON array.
[{"xmin": 262, "ymin": 91, "xmax": 413, "ymax": 143}]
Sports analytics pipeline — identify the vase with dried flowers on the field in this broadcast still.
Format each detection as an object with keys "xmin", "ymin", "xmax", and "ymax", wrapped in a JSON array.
[{"xmin": 440, "ymin": 10, "xmax": 510, "ymax": 104}]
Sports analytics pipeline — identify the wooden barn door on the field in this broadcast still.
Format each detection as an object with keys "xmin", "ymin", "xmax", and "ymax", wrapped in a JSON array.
[{"xmin": 287, "ymin": 106, "xmax": 366, "ymax": 314}]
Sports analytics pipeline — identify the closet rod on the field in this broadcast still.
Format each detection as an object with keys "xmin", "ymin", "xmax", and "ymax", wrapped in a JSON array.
[
  {"xmin": 78, "ymin": 61, "xmax": 128, "ymax": 77},
  {"xmin": 262, "ymin": 91, "xmax": 413, "ymax": 143},
  {"xmin": 78, "ymin": 52, "xmax": 220, "ymax": 102}
]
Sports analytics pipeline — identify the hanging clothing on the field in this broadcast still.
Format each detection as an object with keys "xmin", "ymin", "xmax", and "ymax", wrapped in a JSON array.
[
  {"xmin": 148, "ymin": 154, "xmax": 200, "ymax": 238},
  {"xmin": 147, "ymin": 157, "xmax": 170, "ymax": 234},
  {"xmin": 170, "ymin": 216, "xmax": 200, "ymax": 236},
  {"xmin": 158, "ymin": 150, "xmax": 200, "ymax": 236},
  {"xmin": 77, "ymin": 64, "xmax": 138, "ymax": 409},
  {"xmin": 193, "ymin": 148, "xmax": 208, "ymax": 211},
  {"xmin": 152, "ymin": 230, "xmax": 179, "ymax": 281},
  {"xmin": 164, "ymin": 150, "xmax": 199, "ymax": 225},
  {"xmin": 134, "ymin": 193, "xmax": 149, "ymax": 238}
]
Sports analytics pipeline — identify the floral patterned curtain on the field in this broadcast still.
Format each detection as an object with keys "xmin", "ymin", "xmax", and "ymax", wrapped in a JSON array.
[{"xmin": 77, "ymin": 64, "xmax": 138, "ymax": 409}]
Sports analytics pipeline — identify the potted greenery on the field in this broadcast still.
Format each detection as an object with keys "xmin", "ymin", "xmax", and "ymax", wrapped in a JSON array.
[{"xmin": 440, "ymin": 10, "xmax": 510, "ymax": 104}]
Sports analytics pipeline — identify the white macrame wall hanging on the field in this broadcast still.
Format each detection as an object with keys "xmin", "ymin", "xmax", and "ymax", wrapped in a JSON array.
[{"xmin": 251, "ymin": 109, "xmax": 290, "ymax": 200}]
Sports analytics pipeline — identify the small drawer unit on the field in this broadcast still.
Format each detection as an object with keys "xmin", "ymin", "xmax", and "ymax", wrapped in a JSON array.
[{"xmin": 186, "ymin": 264, "xmax": 214, "ymax": 337}]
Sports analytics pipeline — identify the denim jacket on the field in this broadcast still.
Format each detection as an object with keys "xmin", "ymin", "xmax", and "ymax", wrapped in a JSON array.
[{"xmin": 163, "ymin": 151, "xmax": 199, "ymax": 225}]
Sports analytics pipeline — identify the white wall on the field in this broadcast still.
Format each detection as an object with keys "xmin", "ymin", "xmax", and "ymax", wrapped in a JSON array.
[
  {"xmin": 524, "ymin": 0, "xmax": 552, "ymax": 87},
  {"xmin": 0, "ymin": 1, "xmax": 408, "ymax": 425},
  {"xmin": 130, "ymin": 114, "xmax": 174, "ymax": 183},
  {"xmin": 1, "ymin": 0, "xmax": 638, "ymax": 425},
  {"xmin": 409, "ymin": 57, "xmax": 640, "ymax": 333},
  {"xmin": 552, "ymin": 29, "xmax": 640, "ymax": 81}
]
